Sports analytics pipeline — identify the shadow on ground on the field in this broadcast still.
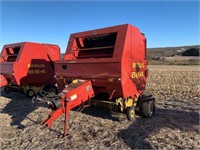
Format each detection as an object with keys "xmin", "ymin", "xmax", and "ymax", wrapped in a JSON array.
[
  {"xmin": 80, "ymin": 107, "xmax": 121, "ymax": 121},
  {"xmin": 1, "ymin": 90, "xmax": 120, "ymax": 129},
  {"xmin": 1, "ymin": 90, "xmax": 47, "ymax": 129},
  {"xmin": 117, "ymin": 108, "xmax": 199, "ymax": 149},
  {"xmin": 73, "ymin": 101, "xmax": 199, "ymax": 149}
]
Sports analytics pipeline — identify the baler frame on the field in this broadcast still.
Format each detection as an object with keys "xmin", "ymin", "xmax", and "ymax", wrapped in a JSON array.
[
  {"xmin": 36, "ymin": 24, "xmax": 155, "ymax": 137},
  {"xmin": 0, "ymin": 42, "xmax": 60, "ymax": 96}
]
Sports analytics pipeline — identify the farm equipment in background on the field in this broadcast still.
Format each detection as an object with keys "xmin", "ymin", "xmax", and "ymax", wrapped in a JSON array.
[
  {"xmin": 35, "ymin": 24, "xmax": 156, "ymax": 137},
  {"xmin": 0, "ymin": 42, "xmax": 60, "ymax": 97}
]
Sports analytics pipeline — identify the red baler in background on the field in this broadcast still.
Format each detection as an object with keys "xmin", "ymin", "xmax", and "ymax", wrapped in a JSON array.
[
  {"xmin": 37, "ymin": 24, "xmax": 155, "ymax": 137},
  {"xmin": 0, "ymin": 42, "xmax": 60, "ymax": 96}
]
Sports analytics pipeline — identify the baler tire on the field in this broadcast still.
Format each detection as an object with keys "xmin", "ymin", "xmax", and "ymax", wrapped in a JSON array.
[
  {"xmin": 26, "ymin": 89, "xmax": 35, "ymax": 97},
  {"xmin": 140, "ymin": 100, "xmax": 155, "ymax": 117},
  {"xmin": 49, "ymin": 99, "xmax": 62, "ymax": 110},
  {"xmin": 126, "ymin": 107, "xmax": 135, "ymax": 121},
  {"xmin": 4, "ymin": 87, "xmax": 11, "ymax": 93},
  {"xmin": 44, "ymin": 85, "xmax": 58, "ymax": 94}
]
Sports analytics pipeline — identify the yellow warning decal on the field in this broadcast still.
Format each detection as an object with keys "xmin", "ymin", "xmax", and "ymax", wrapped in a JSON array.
[
  {"xmin": 72, "ymin": 79, "xmax": 78, "ymax": 83},
  {"xmin": 70, "ymin": 94, "xmax": 77, "ymax": 101}
]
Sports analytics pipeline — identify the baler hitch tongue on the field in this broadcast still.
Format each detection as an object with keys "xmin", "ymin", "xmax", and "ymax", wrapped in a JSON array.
[{"xmin": 42, "ymin": 80, "xmax": 94, "ymax": 137}]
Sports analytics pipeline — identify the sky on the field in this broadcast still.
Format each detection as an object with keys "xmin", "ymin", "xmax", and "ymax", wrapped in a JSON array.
[{"xmin": 0, "ymin": 1, "xmax": 199, "ymax": 52}]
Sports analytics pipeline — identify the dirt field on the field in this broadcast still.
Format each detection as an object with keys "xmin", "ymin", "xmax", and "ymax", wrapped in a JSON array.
[{"xmin": 0, "ymin": 65, "xmax": 199, "ymax": 149}]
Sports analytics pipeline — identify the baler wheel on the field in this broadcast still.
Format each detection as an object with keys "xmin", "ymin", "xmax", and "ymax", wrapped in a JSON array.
[
  {"xmin": 4, "ymin": 87, "xmax": 11, "ymax": 93},
  {"xmin": 44, "ymin": 85, "xmax": 58, "ymax": 94},
  {"xmin": 126, "ymin": 107, "xmax": 135, "ymax": 121},
  {"xmin": 140, "ymin": 100, "xmax": 155, "ymax": 117},
  {"xmin": 26, "ymin": 89, "xmax": 35, "ymax": 97}
]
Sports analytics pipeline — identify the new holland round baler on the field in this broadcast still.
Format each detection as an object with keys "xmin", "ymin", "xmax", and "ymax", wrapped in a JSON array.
[
  {"xmin": 37, "ymin": 24, "xmax": 155, "ymax": 137},
  {"xmin": 0, "ymin": 42, "xmax": 60, "ymax": 96}
]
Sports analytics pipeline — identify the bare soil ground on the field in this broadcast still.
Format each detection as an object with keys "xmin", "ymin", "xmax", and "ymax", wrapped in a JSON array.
[{"xmin": 0, "ymin": 65, "xmax": 199, "ymax": 149}]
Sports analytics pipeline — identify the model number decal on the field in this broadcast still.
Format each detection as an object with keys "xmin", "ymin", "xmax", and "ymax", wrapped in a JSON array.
[
  {"xmin": 131, "ymin": 72, "xmax": 144, "ymax": 78},
  {"xmin": 28, "ymin": 69, "xmax": 46, "ymax": 74}
]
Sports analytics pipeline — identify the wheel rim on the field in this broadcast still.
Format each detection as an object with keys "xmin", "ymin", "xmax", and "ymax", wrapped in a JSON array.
[
  {"xmin": 49, "ymin": 88, "xmax": 56, "ymax": 93},
  {"xmin": 150, "ymin": 101, "xmax": 155, "ymax": 116},
  {"xmin": 29, "ymin": 91, "xmax": 34, "ymax": 97},
  {"xmin": 130, "ymin": 109, "xmax": 134, "ymax": 118}
]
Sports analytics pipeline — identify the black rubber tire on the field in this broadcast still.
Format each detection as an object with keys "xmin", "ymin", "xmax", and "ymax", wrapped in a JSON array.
[
  {"xmin": 49, "ymin": 99, "xmax": 62, "ymax": 110},
  {"xmin": 141, "ymin": 94, "xmax": 152, "ymax": 98},
  {"xmin": 126, "ymin": 107, "xmax": 135, "ymax": 121},
  {"xmin": 4, "ymin": 87, "xmax": 11, "ymax": 93},
  {"xmin": 140, "ymin": 100, "xmax": 155, "ymax": 117},
  {"xmin": 26, "ymin": 89, "xmax": 35, "ymax": 97},
  {"xmin": 43, "ymin": 85, "xmax": 58, "ymax": 94}
]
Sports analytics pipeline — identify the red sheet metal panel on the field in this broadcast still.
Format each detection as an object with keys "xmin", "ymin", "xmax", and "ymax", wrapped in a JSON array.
[
  {"xmin": 56, "ymin": 24, "xmax": 148, "ymax": 99},
  {"xmin": 0, "ymin": 42, "xmax": 60, "ymax": 87},
  {"xmin": 0, "ymin": 75, "xmax": 8, "ymax": 87}
]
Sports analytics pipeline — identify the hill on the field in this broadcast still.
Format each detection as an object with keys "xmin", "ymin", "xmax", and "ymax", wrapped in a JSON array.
[
  {"xmin": 60, "ymin": 45, "xmax": 200, "ymax": 65},
  {"xmin": 147, "ymin": 45, "xmax": 199, "ymax": 65}
]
